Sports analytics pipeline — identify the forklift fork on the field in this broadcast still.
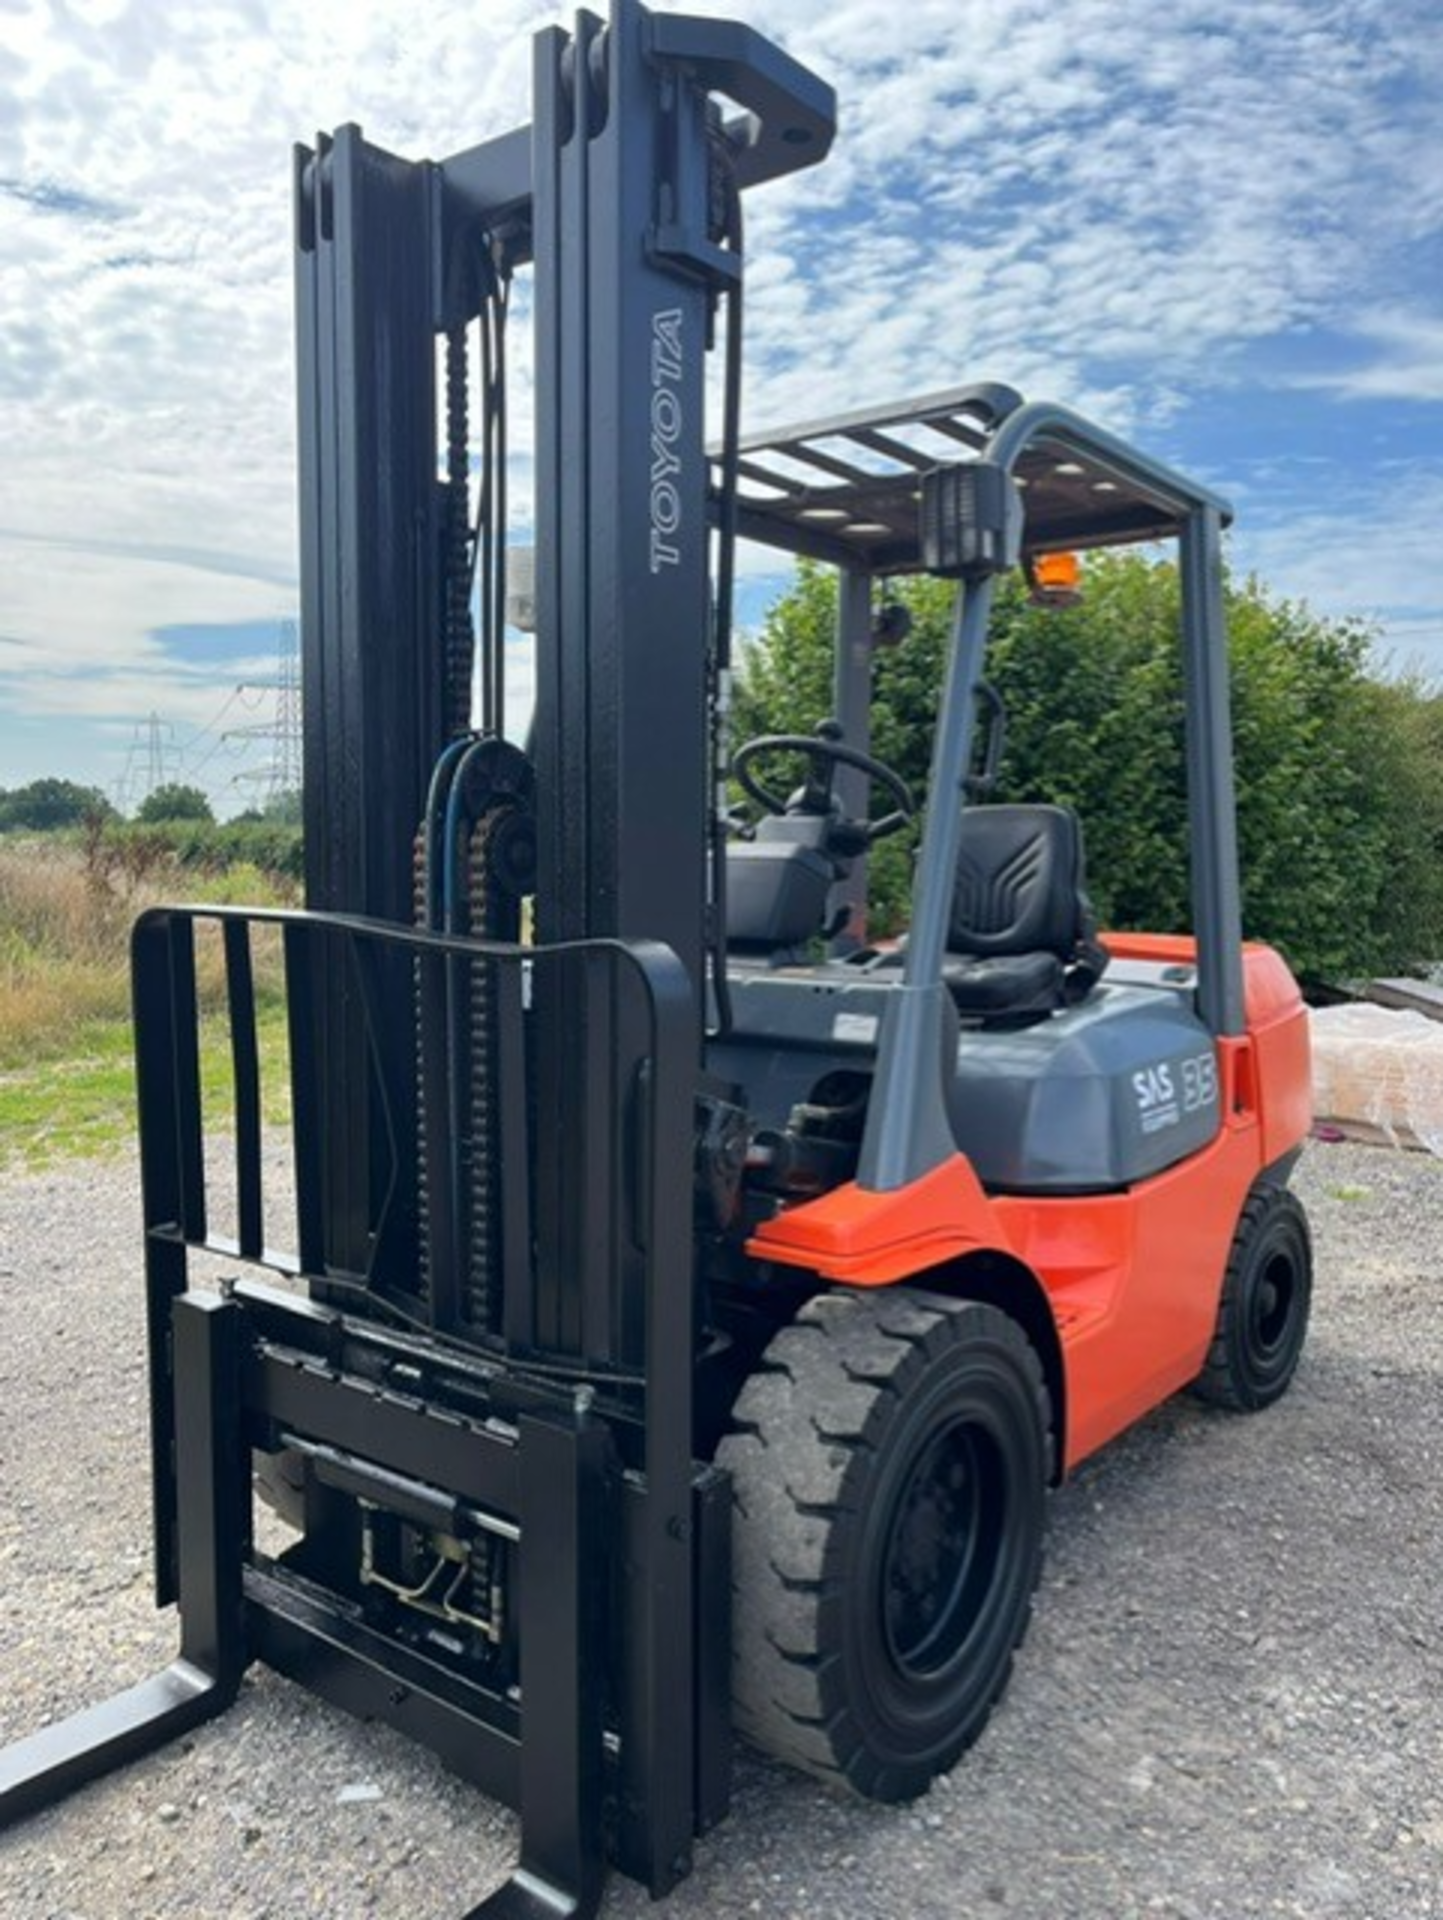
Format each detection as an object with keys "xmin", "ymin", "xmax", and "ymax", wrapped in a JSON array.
[
  {"xmin": 0, "ymin": 1294, "xmax": 248, "ymax": 1828},
  {"xmin": 1, "ymin": 904, "xmax": 722, "ymax": 1919}
]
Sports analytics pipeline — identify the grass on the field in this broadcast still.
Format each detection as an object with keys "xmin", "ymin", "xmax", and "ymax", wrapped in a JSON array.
[
  {"xmin": 0, "ymin": 1001, "xmax": 295, "ymax": 1169},
  {"xmin": 0, "ymin": 840, "xmax": 296, "ymax": 1171}
]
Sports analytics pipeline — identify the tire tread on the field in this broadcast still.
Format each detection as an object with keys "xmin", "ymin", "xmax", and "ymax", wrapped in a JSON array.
[{"xmin": 719, "ymin": 1290, "xmax": 1049, "ymax": 1799}]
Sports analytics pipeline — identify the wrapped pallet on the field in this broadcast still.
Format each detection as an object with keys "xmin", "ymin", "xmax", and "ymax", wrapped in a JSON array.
[{"xmin": 1309, "ymin": 1003, "xmax": 1443, "ymax": 1154}]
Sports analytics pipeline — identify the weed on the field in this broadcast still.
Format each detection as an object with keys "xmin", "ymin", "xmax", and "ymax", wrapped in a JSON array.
[{"xmin": 0, "ymin": 841, "xmax": 297, "ymax": 1163}]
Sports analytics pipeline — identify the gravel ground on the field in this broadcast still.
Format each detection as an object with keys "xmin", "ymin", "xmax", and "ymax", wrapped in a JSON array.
[{"xmin": 1, "ymin": 1138, "xmax": 1440, "ymax": 1920}]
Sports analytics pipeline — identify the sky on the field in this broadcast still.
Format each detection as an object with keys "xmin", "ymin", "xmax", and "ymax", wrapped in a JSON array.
[{"xmin": 2, "ymin": 0, "xmax": 1441, "ymax": 814}]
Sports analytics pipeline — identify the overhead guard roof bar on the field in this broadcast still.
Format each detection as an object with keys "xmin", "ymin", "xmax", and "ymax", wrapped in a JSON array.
[
  {"xmin": 982, "ymin": 398, "xmax": 1233, "ymax": 530},
  {"xmin": 721, "ymin": 384, "xmax": 1013, "ymax": 572},
  {"xmin": 717, "ymin": 384, "xmax": 1233, "ymax": 572}
]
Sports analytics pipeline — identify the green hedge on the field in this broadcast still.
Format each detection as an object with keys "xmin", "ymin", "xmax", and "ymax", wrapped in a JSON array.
[{"xmin": 732, "ymin": 554, "xmax": 1443, "ymax": 983}]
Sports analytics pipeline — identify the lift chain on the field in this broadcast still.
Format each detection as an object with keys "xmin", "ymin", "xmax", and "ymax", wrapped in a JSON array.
[
  {"xmin": 443, "ymin": 324, "xmax": 475, "ymax": 739},
  {"xmin": 410, "ymin": 797, "xmax": 527, "ymax": 1331},
  {"xmin": 464, "ymin": 803, "xmax": 522, "ymax": 1331},
  {"xmin": 412, "ymin": 827, "xmax": 435, "ymax": 1304}
]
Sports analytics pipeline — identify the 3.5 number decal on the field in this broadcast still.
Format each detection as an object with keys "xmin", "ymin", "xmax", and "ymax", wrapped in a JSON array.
[
  {"xmin": 1132, "ymin": 1050, "xmax": 1218, "ymax": 1135},
  {"xmin": 1181, "ymin": 1051, "xmax": 1218, "ymax": 1113}
]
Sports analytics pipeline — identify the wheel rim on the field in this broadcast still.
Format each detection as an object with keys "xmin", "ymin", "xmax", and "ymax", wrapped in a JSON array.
[
  {"xmin": 1252, "ymin": 1247, "xmax": 1297, "ymax": 1356},
  {"xmin": 880, "ymin": 1420, "xmax": 1005, "ymax": 1680}
]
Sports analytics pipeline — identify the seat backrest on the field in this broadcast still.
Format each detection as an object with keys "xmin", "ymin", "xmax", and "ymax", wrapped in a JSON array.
[{"xmin": 949, "ymin": 803, "xmax": 1088, "ymax": 958}]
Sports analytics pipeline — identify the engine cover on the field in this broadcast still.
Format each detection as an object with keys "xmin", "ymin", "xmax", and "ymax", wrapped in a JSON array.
[{"xmin": 947, "ymin": 979, "xmax": 1222, "ymax": 1191}]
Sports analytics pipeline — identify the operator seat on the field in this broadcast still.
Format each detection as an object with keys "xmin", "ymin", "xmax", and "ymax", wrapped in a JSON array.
[{"xmin": 944, "ymin": 803, "xmax": 1108, "ymax": 1019}]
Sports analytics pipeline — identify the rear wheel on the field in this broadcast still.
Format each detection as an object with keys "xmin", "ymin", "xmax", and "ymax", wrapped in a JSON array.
[
  {"xmin": 718, "ymin": 1290, "xmax": 1050, "ymax": 1802},
  {"xmin": 1193, "ymin": 1183, "xmax": 1312, "ymax": 1411}
]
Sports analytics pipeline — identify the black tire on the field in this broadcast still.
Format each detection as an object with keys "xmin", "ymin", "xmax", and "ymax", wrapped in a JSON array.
[
  {"xmin": 1193, "ymin": 1183, "xmax": 1312, "ymax": 1411},
  {"xmin": 717, "ymin": 1290, "xmax": 1050, "ymax": 1803}
]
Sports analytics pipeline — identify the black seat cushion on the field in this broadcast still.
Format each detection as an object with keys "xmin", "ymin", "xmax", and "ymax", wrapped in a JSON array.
[
  {"xmin": 946, "ymin": 804, "xmax": 1106, "ymax": 1017},
  {"xmin": 941, "ymin": 950, "xmax": 1065, "ymax": 1016}
]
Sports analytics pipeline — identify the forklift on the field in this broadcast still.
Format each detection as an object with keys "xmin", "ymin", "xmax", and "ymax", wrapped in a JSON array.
[{"xmin": 0, "ymin": 2, "xmax": 1313, "ymax": 1913}]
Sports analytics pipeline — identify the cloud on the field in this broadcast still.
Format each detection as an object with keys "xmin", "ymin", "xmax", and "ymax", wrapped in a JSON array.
[
  {"xmin": 1230, "ymin": 461, "xmax": 1443, "ymax": 678},
  {"xmin": 0, "ymin": 532, "xmax": 293, "ymax": 808},
  {"xmin": 0, "ymin": 175, "xmax": 127, "ymax": 218},
  {"xmin": 1285, "ymin": 313, "xmax": 1443, "ymax": 404},
  {"xmin": 732, "ymin": 0, "xmax": 1443, "ymax": 423},
  {"xmin": 1, "ymin": 0, "xmax": 1441, "ymax": 807},
  {"xmin": 1, "ymin": 528, "xmax": 296, "ymax": 593}
]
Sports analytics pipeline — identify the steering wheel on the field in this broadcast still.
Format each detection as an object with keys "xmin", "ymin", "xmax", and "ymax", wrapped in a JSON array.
[{"xmin": 732, "ymin": 726, "xmax": 915, "ymax": 843}]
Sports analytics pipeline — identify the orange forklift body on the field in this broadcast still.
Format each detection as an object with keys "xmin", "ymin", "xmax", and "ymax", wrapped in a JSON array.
[{"xmin": 749, "ymin": 937, "xmax": 1312, "ymax": 1471}]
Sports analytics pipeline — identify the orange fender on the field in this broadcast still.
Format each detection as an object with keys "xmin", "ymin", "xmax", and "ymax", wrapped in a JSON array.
[{"xmin": 747, "ymin": 1154, "xmax": 1010, "ymax": 1286}]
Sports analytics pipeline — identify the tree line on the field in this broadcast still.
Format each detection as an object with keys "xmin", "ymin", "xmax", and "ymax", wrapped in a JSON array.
[
  {"xmin": 0, "ymin": 779, "xmax": 303, "ymax": 882},
  {"xmin": 0, "ymin": 778, "xmax": 305, "ymax": 831}
]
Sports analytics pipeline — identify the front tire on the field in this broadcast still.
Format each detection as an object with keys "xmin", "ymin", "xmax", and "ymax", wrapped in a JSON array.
[
  {"xmin": 1193, "ymin": 1182, "xmax": 1312, "ymax": 1411},
  {"xmin": 718, "ymin": 1290, "xmax": 1050, "ymax": 1802}
]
